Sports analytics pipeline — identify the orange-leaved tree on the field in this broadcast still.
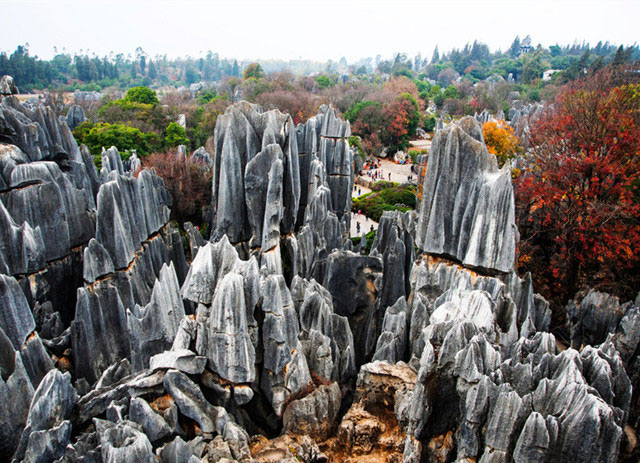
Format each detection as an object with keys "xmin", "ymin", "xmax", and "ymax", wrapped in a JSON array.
[
  {"xmin": 482, "ymin": 119, "xmax": 522, "ymax": 167},
  {"xmin": 514, "ymin": 68, "xmax": 640, "ymax": 315},
  {"xmin": 384, "ymin": 93, "xmax": 420, "ymax": 152}
]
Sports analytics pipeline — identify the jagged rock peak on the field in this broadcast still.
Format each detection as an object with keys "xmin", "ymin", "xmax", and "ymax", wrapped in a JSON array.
[
  {"xmin": 0, "ymin": 75, "xmax": 18, "ymax": 95},
  {"xmin": 211, "ymin": 101, "xmax": 300, "ymax": 246},
  {"xmin": 93, "ymin": 164, "xmax": 171, "ymax": 270},
  {"xmin": 416, "ymin": 116, "xmax": 517, "ymax": 274}
]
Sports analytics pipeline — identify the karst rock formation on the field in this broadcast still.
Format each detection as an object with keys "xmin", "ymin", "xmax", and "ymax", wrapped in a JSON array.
[{"xmin": 1, "ymin": 88, "xmax": 639, "ymax": 463}]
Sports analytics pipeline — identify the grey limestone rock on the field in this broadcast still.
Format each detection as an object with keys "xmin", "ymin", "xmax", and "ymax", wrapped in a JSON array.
[
  {"xmin": 163, "ymin": 369, "xmax": 220, "ymax": 433},
  {"xmin": 65, "ymin": 105, "xmax": 86, "ymax": 130},
  {"xmin": 211, "ymin": 101, "xmax": 300, "ymax": 245},
  {"xmin": 244, "ymin": 143, "xmax": 284, "ymax": 250},
  {"xmin": 21, "ymin": 420, "xmax": 72, "ymax": 463},
  {"xmin": 371, "ymin": 210, "xmax": 416, "ymax": 306},
  {"xmin": 96, "ymin": 419, "xmax": 155, "ymax": 463},
  {"xmin": 82, "ymin": 238, "xmax": 115, "ymax": 283},
  {"xmin": 71, "ymin": 280, "xmax": 131, "ymax": 385},
  {"xmin": 409, "ymin": 255, "xmax": 550, "ymax": 352},
  {"xmin": 1, "ymin": 75, "xmax": 18, "ymax": 95},
  {"xmin": 0, "ymin": 274, "xmax": 36, "ymax": 349},
  {"xmin": 296, "ymin": 105, "xmax": 353, "ymax": 225},
  {"xmin": 512, "ymin": 412, "xmax": 550, "ymax": 463},
  {"xmin": 372, "ymin": 296, "xmax": 409, "ymax": 363},
  {"xmin": 182, "ymin": 237, "xmax": 260, "ymax": 389},
  {"xmin": 94, "ymin": 168, "xmax": 171, "ymax": 270},
  {"xmin": 260, "ymin": 273, "xmax": 311, "ymax": 416},
  {"xmin": 292, "ymin": 276, "xmax": 356, "ymax": 384},
  {"xmin": 127, "ymin": 263, "xmax": 186, "ymax": 371},
  {"xmin": 149, "ymin": 350, "xmax": 207, "ymax": 375},
  {"xmin": 403, "ymin": 314, "xmax": 629, "ymax": 463},
  {"xmin": 568, "ymin": 289, "xmax": 624, "ymax": 349},
  {"xmin": 202, "ymin": 272, "xmax": 256, "ymax": 384},
  {"xmin": 181, "ymin": 235, "xmax": 257, "ymax": 305},
  {"xmin": 127, "ymin": 152, "xmax": 141, "ymax": 175},
  {"xmin": 13, "ymin": 369, "xmax": 78, "ymax": 463},
  {"xmin": 0, "ymin": 345, "xmax": 35, "ymax": 460},
  {"xmin": 0, "ymin": 198, "xmax": 45, "ymax": 275},
  {"xmin": 183, "ymin": 221, "xmax": 206, "ymax": 259},
  {"xmin": 191, "ymin": 146, "xmax": 213, "ymax": 166},
  {"xmin": 160, "ymin": 436, "xmax": 201, "ymax": 463},
  {"xmin": 6, "ymin": 159, "xmax": 94, "ymax": 261},
  {"xmin": 415, "ymin": 116, "xmax": 516, "ymax": 274},
  {"xmin": 296, "ymin": 185, "xmax": 344, "ymax": 279},
  {"xmin": 128, "ymin": 397, "xmax": 173, "ymax": 442},
  {"xmin": 323, "ymin": 250, "xmax": 382, "ymax": 365},
  {"xmin": 73, "ymin": 90, "xmax": 103, "ymax": 103},
  {"xmin": 282, "ymin": 382, "xmax": 341, "ymax": 440}
]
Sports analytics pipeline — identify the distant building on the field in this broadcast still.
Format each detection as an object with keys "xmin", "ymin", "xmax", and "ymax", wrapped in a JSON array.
[
  {"xmin": 543, "ymin": 69, "xmax": 561, "ymax": 81},
  {"xmin": 520, "ymin": 35, "xmax": 533, "ymax": 55}
]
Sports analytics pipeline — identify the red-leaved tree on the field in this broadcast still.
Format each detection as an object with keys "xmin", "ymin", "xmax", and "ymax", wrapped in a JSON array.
[
  {"xmin": 515, "ymin": 68, "xmax": 640, "ymax": 315},
  {"xmin": 142, "ymin": 151, "xmax": 212, "ymax": 227}
]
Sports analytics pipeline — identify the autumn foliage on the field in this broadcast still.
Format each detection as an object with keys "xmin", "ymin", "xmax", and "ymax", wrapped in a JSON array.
[
  {"xmin": 514, "ymin": 69, "xmax": 640, "ymax": 314},
  {"xmin": 143, "ymin": 151, "xmax": 212, "ymax": 227},
  {"xmin": 482, "ymin": 119, "xmax": 522, "ymax": 166}
]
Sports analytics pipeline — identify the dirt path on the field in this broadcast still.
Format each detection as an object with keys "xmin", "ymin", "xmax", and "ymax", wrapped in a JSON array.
[
  {"xmin": 350, "ymin": 211, "xmax": 377, "ymax": 237},
  {"xmin": 409, "ymin": 139, "xmax": 432, "ymax": 150},
  {"xmin": 350, "ymin": 185, "xmax": 377, "ymax": 236}
]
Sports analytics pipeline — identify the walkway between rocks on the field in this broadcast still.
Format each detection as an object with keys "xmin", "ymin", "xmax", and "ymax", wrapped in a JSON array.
[{"xmin": 350, "ymin": 185, "xmax": 377, "ymax": 237}]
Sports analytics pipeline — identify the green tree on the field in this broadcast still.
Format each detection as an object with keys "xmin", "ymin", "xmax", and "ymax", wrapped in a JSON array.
[
  {"xmin": 443, "ymin": 84, "xmax": 459, "ymax": 99},
  {"xmin": 164, "ymin": 122, "xmax": 190, "ymax": 147},
  {"xmin": 77, "ymin": 122, "xmax": 155, "ymax": 156},
  {"xmin": 243, "ymin": 63, "xmax": 264, "ymax": 80},
  {"xmin": 125, "ymin": 86, "xmax": 159, "ymax": 105},
  {"xmin": 522, "ymin": 52, "xmax": 546, "ymax": 83},
  {"xmin": 345, "ymin": 101, "xmax": 380, "ymax": 122},
  {"xmin": 147, "ymin": 61, "xmax": 157, "ymax": 79},
  {"xmin": 315, "ymin": 75, "xmax": 334, "ymax": 89},
  {"xmin": 185, "ymin": 67, "xmax": 200, "ymax": 85}
]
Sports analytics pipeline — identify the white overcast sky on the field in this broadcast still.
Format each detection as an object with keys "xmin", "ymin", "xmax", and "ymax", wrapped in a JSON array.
[{"xmin": 1, "ymin": 0, "xmax": 638, "ymax": 62}]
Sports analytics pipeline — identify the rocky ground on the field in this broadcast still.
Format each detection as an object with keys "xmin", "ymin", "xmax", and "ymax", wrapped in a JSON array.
[{"xmin": 0, "ymin": 73, "xmax": 639, "ymax": 463}]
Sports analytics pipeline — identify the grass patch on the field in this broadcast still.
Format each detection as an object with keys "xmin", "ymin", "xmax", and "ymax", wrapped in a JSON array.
[
  {"xmin": 352, "ymin": 184, "xmax": 416, "ymax": 222},
  {"xmin": 350, "ymin": 229, "xmax": 377, "ymax": 255}
]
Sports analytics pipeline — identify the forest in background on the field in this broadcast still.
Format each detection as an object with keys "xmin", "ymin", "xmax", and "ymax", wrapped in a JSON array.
[{"xmin": 2, "ymin": 37, "xmax": 639, "ymax": 92}]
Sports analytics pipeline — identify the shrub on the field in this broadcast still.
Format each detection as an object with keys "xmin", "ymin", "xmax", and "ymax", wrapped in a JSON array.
[
  {"xmin": 371, "ymin": 180, "xmax": 397, "ymax": 191},
  {"xmin": 124, "ymin": 86, "xmax": 159, "ymax": 105},
  {"xmin": 316, "ymin": 75, "xmax": 334, "ymax": 89},
  {"xmin": 350, "ymin": 229, "xmax": 377, "ymax": 254},
  {"xmin": 243, "ymin": 63, "xmax": 265, "ymax": 80},
  {"xmin": 164, "ymin": 122, "xmax": 190, "ymax": 147},
  {"xmin": 423, "ymin": 115, "xmax": 437, "ymax": 131},
  {"xmin": 407, "ymin": 148, "xmax": 427, "ymax": 164},
  {"xmin": 482, "ymin": 119, "xmax": 522, "ymax": 167},
  {"xmin": 75, "ymin": 122, "xmax": 156, "ymax": 156},
  {"xmin": 352, "ymin": 184, "xmax": 416, "ymax": 221},
  {"xmin": 143, "ymin": 151, "xmax": 212, "ymax": 226}
]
